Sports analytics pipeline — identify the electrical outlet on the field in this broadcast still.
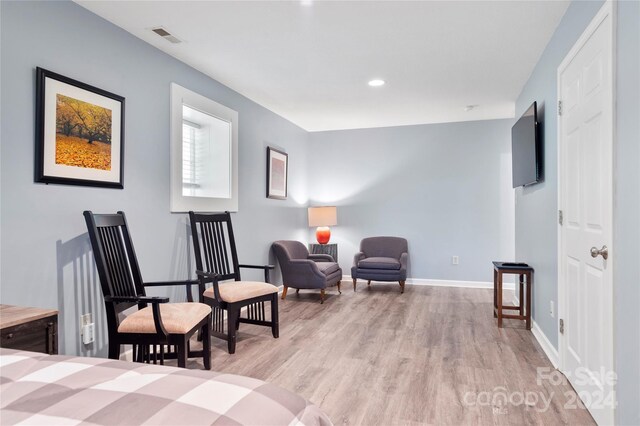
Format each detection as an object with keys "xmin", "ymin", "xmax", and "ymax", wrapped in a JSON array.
[
  {"xmin": 82, "ymin": 323, "xmax": 95, "ymax": 345},
  {"xmin": 550, "ymin": 301, "xmax": 555, "ymax": 318},
  {"xmin": 80, "ymin": 313, "xmax": 95, "ymax": 344},
  {"xmin": 452, "ymin": 256, "xmax": 459, "ymax": 265},
  {"xmin": 80, "ymin": 313, "xmax": 92, "ymax": 327}
]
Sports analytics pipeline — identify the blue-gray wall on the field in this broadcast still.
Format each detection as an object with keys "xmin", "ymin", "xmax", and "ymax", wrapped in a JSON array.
[
  {"xmin": 614, "ymin": 2, "xmax": 640, "ymax": 424},
  {"xmin": 308, "ymin": 119, "xmax": 515, "ymax": 282},
  {"xmin": 0, "ymin": 0, "xmax": 310, "ymax": 357},
  {"xmin": 1, "ymin": 1, "xmax": 637, "ymax": 422},
  {"xmin": 515, "ymin": 1, "xmax": 639, "ymax": 424}
]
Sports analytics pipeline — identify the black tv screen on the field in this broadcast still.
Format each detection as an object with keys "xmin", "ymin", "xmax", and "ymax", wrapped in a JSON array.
[{"xmin": 511, "ymin": 102, "xmax": 540, "ymax": 188}]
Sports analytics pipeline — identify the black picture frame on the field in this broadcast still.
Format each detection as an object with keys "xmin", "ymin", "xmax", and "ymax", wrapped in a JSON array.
[
  {"xmin": 266, "ymin": 146, "xmax": 288, "ymax": 200},
  {"xmin": 35, "ymin": 67, "xmax": 125, "ymax": 188}
]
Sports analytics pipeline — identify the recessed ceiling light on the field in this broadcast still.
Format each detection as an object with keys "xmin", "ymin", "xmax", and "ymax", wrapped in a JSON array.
[
  {"xmin": 465, "ymin": 104, "xmax": 479, "ymax": 112},
  {"xmin": 368, "ymin": 79, "xmax": 385, "ymax": 87}
]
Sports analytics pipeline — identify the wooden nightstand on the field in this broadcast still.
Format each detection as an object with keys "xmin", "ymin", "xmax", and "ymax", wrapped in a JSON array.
[{"xmin": 0, "ymin": 304, "xmax": 58, "ymax": 354}]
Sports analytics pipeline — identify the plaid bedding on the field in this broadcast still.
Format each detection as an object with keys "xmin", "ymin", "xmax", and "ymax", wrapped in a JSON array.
[{"xmin": 0, "ymin": 349, "xmax": 332, "ymax": 426}]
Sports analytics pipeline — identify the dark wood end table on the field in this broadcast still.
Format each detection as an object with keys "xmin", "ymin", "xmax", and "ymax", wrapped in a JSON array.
[{"xmin": 492, "ymin": 262, "xmax": 533, "ymax": 330}]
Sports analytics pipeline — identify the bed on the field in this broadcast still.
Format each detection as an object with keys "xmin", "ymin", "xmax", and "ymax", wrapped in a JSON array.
[{"xmin": 0, "ymin": 348, "xmax": 331, "ymax": 425}]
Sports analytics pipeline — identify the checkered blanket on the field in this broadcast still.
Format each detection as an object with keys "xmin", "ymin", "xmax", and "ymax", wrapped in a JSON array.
[{"xmin": 0, "ymin": 349, "xmax": 332, "ymax": 425}]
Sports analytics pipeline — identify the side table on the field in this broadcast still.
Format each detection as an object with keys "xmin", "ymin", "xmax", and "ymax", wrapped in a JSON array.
[
  {"xmin": 0, "ymin": 304, "xmax": 58, "ymax": 354},
  {"xmin": 309, "ymin": 243, "xmax": 338, "ymax": 262},
  {"xmin": 492, "ymin": 262, "xmax": 533, "ymax": 330}
]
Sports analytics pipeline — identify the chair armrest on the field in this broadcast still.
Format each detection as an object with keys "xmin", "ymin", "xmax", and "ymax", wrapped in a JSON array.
[
  {"xmin": 104, "ymin": 295, "xmax": 170, "ymax": 304},
  {"xmin": 143, "ymin": 280, "xmax": 199, "ymax": 287},
  {"xmin": 238, "ymin": 264, "xmax": 275, "ymax": 270},
  {"xmin": 400, "ymin": 252, "xmax": 408, "ymax": 269},
  {"xmin": 195, "ymin": 270, "xmax": 223, "ymax": 301},
  {"xmin": 308, "ymin": 254, "xmax": 335, "ymax": 262},
  {"xmin": 238, "ymin": 264, "xmax": 275, "ymax": 283},
  {"xmin": 353, "ymin": 252, "xmax": 366, "ymax": 267},
  {"xmin": 288, "ymin": 259, "xmax": 324, "ymax": 280},
  {"xmin": 105, "ymin": 296, "xmax": 169, "ymax": 337},
  {"xmin": 195, "ymin": 270, "xmax": 220, "ymax": 282}
]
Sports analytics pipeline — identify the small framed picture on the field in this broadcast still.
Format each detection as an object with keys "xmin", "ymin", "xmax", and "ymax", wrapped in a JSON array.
[
  {"xmin": 266, "ymin": 147, "xmax": 288, "ymax": 200},
  {"xmin": 35, "ymin": 67, "xmax": 125, "ymax": 188}
]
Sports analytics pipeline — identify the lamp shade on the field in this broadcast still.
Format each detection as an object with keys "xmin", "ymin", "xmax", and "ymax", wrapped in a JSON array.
[{"xmin": 308, "ymin": 206, "xmax": 337, "ymax": 227}]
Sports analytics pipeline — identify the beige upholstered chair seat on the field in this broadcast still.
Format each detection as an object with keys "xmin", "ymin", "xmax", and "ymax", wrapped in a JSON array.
[
  {"xmin": 204, "ymin": 281, "xmax": 279, "ymax": 303},
  {"xmin": 118, "ymin": 302, "xmax": 211, "ymax": 334}
]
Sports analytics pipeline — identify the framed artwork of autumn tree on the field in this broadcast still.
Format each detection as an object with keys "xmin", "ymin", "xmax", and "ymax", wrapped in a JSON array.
[{"xmin": 35, "ymin": 67, "xmax": 125, "ymax": 188}]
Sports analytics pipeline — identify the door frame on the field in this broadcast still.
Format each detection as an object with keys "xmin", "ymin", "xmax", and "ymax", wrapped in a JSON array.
[{"xmin": 556, "ymin": 0, "xmax": 616, "ymax": 422}]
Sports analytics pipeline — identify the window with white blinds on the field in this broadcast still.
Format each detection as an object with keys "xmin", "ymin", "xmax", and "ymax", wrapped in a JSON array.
[
  {"xmin": 170, "ymin": 83, "xmax": 238, "ymax": 212},
  {"xmin": 182, "ymin": 121, "xmax": 197, "ymax": 191}
]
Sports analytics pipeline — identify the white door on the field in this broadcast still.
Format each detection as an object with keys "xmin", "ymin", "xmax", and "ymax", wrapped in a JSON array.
[{"xmin": 558, "ymin": 1, "xmax": 615, "ymax": 425}]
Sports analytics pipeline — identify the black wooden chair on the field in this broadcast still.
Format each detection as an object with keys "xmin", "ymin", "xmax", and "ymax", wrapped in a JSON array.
[
  {"xmin": 189, "ymin": 211, "xmax": 279, "ymax": 354},
  {"xmin": 84, "ymin": 211, "xmax": 211, "ymax": 369}
]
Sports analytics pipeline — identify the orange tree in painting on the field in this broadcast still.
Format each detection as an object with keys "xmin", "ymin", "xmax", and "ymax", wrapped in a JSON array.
[{"xmin": 55, "ymin": 95, "xmax": 112, "ymax": 170}]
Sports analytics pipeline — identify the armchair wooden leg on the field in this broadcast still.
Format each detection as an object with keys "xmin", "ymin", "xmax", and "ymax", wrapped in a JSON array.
[
  {"xmin": 353, "ymin": 278, "xmax": 357, "ymax": 292},
  {"xmin": 399, "ymin": 281, "xmax": 405, "ymax": 294},
  {"xmin": 177, "ymin": 337, "xmax": 188, "ymax": 368},
  {"xmin": 337, "ymin": 281, "xmax": 342, "ymax": 294},
  {"xmin": 227, "ymin": 307, "xmax": 239, "ymax": 354},
  {"xmin": 320, "ymin": 289, "xmax": 326, "ymax": 304},
  {"xmin": 367, "ymin": 280, "xmax": 371, "ymax": 286},
  {"xmin": 202, "ymin": 320, "xmax": 211, "ymax": 370},
  {"xmin": 271, "ymin": 293, "xmax": 279, "ymax": 338},
  {"xmin": 296, "ymin": 288, "xmax": 300, "ymax": 294},
  {"xmin": 108, "ymin": 343, "xmax": 120, "ymax": 360},
  {"xmin": 281, "ymin": 286, "xmax": 288, "ymax": 300}
]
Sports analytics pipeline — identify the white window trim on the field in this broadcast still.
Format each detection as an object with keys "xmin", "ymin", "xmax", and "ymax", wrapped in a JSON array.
[{"xmin": 170, "ymin": 83, "xmax": 238, "ymax": 212}]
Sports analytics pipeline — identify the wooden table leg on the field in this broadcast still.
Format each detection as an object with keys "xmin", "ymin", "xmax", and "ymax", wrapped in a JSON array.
[
  {"xmin": 526, "ymin": 271, "xmax": 532, "ymax": 330},
  {"xmin": 493, "ymin": 268, "xmax": 498, "ymax": 318},
  {"xmin": 519, "ymin": 273, "xmax": 524, "ymax": 316},
  {"xmin": 497, "ymin": 271, "xmax": 503, "ymax": 328}
]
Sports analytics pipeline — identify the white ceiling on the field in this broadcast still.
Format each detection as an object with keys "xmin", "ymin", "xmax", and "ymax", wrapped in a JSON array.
[{"xmin": 76, "ymin": 1, "xmax": 569, "ymax": 132}]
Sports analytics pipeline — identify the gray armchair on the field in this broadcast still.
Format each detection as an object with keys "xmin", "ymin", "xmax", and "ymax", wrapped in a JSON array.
[
  {"xmin": 351, "ymin": 236, "xmax": 408, "ymax": 293},
  {"xmin": 272, "ymin": 240, "xmax": 342, "ymax": 304}
]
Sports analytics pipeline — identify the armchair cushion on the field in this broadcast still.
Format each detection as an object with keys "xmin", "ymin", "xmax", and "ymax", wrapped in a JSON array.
[
  {"xmin": 203, "ymin": 281, "xmax": 278, "ymax": 303},
  {"xmin": 118, "ymin": 302, "xmax": 211, "ymax": 334},
  {"xmin": 315, "ymin": 262, "xmax": 341, "ymax": 275},
  {"xmin": 358, "ymin": 257, "xmax": 401, "ymax": 270}
]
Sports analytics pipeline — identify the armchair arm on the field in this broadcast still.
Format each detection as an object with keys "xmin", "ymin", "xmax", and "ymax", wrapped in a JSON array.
[
  {"xmin": 143, "ymin": 280, "xmax": 199, "ymax": 287},
  {"xmin": 142, "ymin": 280, "xmax": 200, "ymax": 303},
  {"xmin": 308, "ymin": 254, "xmax": 335, "ymax": 262},
  {"xmin": 104, "ymin": 295, "xmax": 170, "ymax": 304},
  {"xmin": 351, "ymin": 252, "xmax": 366, "ymax": 279},
  {"xmin": 105, "ymin": 296, "xmax": 169, "ymax": 337},
  {"xmin": 284, "ymin": 259, "xmax": 326, "ymax": 287},
  {"xmin": 399, "ymin": 252, "xmax": 408, "ymax": 268},
  {"xmin": 195, "ymin": 270, "xmax": 222, "ymax": 302},
  {"xmin": 399, "ymin": 252, "xmax": 408, "ymax": 281},
  {"xmin": 238, "ymin": 264, "xmax": 275, "ymax": 283}
]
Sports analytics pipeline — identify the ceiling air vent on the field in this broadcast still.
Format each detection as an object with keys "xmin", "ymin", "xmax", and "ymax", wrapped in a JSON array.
[{"xmin": 151, "ymin": 27, "xmax": 182, "ymax": 44}]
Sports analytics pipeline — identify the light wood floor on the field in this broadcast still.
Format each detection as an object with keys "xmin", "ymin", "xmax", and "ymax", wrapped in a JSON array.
[{"xmin": 185, "ymin": 284, "xmax": 595, "ymax": 425}]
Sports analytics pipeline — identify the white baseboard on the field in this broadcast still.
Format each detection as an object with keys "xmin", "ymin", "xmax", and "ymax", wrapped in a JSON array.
[
  {"xmin": 531, "ymin": 320, "xmax": 559, "ymax": 368},
  {"xmin": 344, "ymin": 276, "xmax": 515, "ymax": 290}
]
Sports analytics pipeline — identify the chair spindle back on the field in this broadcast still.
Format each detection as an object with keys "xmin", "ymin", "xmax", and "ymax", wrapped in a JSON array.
[
  {"xmin": 84, "ymin": 211, "xmax": 146, "ymax": 314},
  {"xmin": 189, "ymin": 211, "xmax": 240, "ymax": 283}
]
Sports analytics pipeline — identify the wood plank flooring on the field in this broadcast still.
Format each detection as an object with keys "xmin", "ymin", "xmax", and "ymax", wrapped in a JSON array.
[{"xmin": 184, "ymin": 284, "xmax": 595, "ymax": 425}]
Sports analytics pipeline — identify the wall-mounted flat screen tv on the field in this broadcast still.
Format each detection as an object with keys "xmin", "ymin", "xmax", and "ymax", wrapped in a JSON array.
[{"xmin": 511, "ymin": 101, "xmax": 541, "ymax": 188}]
